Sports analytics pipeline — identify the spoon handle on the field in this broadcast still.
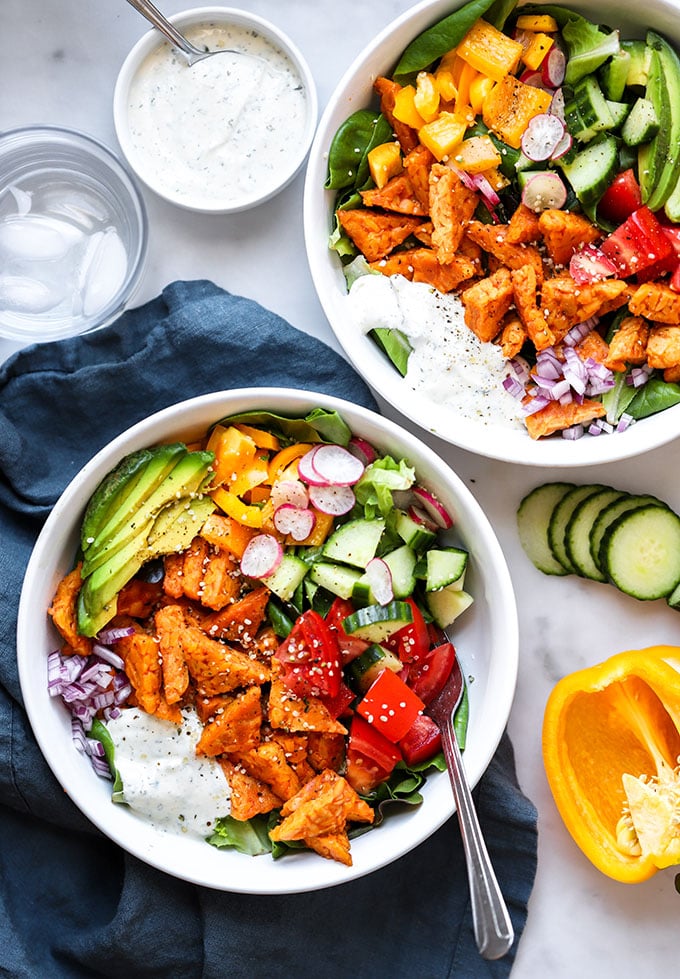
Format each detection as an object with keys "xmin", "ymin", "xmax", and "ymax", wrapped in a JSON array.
[
  {"xmin": 124, "ymin": 0, "xmax": 201, "ymax": 57},
  {"xmin": 440, "ymin": 721, "xmax": 515, "ymax": 960}
]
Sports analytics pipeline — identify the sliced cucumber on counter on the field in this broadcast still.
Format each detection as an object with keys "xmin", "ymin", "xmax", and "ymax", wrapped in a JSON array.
[{"xmin": 517, "ymin": 482, "xmax": 680, "ymax": 606}]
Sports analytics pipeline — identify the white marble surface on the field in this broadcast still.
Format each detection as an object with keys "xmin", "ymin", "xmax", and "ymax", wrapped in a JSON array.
[{"xmin": 3, "ymin": 1, "xmax": 680, "ymax": 975}]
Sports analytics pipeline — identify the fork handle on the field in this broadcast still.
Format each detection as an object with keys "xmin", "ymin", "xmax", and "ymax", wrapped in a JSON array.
[{"xmin": 441, "ymin": 722, "xmax": 515, "ymax": 960}]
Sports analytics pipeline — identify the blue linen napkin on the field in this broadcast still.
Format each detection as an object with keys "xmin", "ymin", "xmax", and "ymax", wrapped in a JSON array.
[{"xmin": 0, "ymin": 280, "xmax": 537, "ymax": 978}]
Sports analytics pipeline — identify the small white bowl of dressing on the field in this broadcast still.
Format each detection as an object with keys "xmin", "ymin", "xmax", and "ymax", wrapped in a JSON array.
[{"xmin": 114, "ymin": 6, "xmax": 318, "ymax": 214}]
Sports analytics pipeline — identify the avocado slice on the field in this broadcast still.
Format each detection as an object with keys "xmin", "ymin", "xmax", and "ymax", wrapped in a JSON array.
[
  {"xmin": 638, "ymin": 32, "xmax": 680, "ymax": 211},
  {"xmin": 77, "ymin": 537, "xmax": 148, "ymax": 637},
  {"xmin": 147, "ymin": 495, "xmax": 216, "ymax": 554},
  {"xmin": 82, "ymin": 443, "xmax": 187, "ymax": 556}
]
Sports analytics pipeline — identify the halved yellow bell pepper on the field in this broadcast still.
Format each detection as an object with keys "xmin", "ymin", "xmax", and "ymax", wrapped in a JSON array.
[{"xmin": 542, "ymin": 646, "xmax": 680, "ymax": 883}]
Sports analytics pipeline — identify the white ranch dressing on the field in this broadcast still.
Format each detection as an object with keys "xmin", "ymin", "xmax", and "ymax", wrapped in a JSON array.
[
  {"xmin": 346, "ymin": 273, "xmax": 524, "ymax": 429},
  {"xmin": 106, "ymin": 707, "xmax": 230, "ymax": 838},
  {"xmin": 126, "ymin": 22, "xmax": 308, "ymax": 207}
]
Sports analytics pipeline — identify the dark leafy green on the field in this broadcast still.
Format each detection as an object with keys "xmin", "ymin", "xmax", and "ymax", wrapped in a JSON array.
[
  {"xmin": 217, "ymin": 409, "xmax": 351, "ymax": 447},
  {"xmin": 325, "ymin": 109, "xmax": 393, "ymax": 191},
  {"xmin": 370, "ymin": 327, "xmax": 413, "ymax": 377},
  {"xmin": 208, "ymin": 814, "xmax": 273, "ymax": 856},
  {"xmin": 89, "ymin": 718, "xmax": 124, "ymax": 798},
  {"xmin": 392, "ymin": 0, "xmax": 505, "ymax": 83},
  {"xmin": 627, "ymin": 378, "xmax": 680, "ymax": 419}
]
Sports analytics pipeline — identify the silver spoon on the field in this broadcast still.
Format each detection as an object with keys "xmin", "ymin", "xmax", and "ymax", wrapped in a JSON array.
[
  {"xmin": 124, "ymin": 0, "xmax": 251, "ymax": 66},
  {"xmin": 427, "ymin": 651, "xmax": 515, "ymax": 960}
]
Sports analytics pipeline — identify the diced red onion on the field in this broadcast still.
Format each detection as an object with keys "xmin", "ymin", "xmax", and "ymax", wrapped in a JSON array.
[
  {"xmin": 90, "ymin": 755, "xmax": 113, "ymax": 780},
  {"xmin": 503, "ymin": 374, "xmax": 525, "ymax": 399},
  {"xmin": 562, "ymin": 424, "xmax": 585, "ymax": 440},
  {"xmin": 411, "ymin": 486, "xmax": 453, "ymax": 529},
  {"xmin": 273, "ymin": 503, "xmax": 317, "ymax": 540},
  {"xmin": 92, "ymin": 642, "xmax": 125, "ymax": 671},
  {"xmin": 522, "ymin": 393, "xmax": 552, "ymax": 416},
  {"xmin": 308, "ymin": 483, "xmax": 356, "ymax": 516},
  {"xmin": 448, "ymin": 163, "xmax": 477, "ymax": 192},
  {"xmin": 308, "ymin": 444, "xmax": 365, "ymax": 486},
  {"xmin": 97, "ymin": 625, "xmax": 135, "ymax": 644},
  {"xmin": 509, "ymin": 356, "xmax": 531, "ymax": 384},
  {"xmin": 366, "ymin": 558, "xmax": 394, "ymax": 606},
  {"xmin": 240, "ymin": 534, "xmax": 283, "ymax": 579},
  {"xmin": 627, "ymin": 365, "xmax": 653, "ymax": 387},
  {"xmin": 617, "ymin": 413, "xmax": 635, "ymax": 432},
  {"xmin": 563, "ymin": 317, "xmax": 598, "ymax": 347}
]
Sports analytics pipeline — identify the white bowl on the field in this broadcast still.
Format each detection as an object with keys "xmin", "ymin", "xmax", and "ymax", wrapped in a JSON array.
[
  {"xmin": 17, "ymin": 388, "xmax": 517, "ymax": 894},
  {"xmin": 303, "ymin": 0, "xmax": 680, "ymax": 467},
  {"xmin": 114, "ymin": 7, "xmax": 318, "ymax": 213}
]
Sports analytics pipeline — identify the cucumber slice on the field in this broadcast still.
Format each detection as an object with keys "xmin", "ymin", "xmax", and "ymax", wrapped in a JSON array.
[
  {"xmin": 590, "ymin": 493, "xmax": 667, "ymax": 573},
  {"xmin": 600, "ymin": 505, "xmax": 680, "ymax": 599},
  {"xmin": 322, "ymin": 518, "xmax": 385, "ymax": 568},
  {"xmin": 382, "ymin": 545, "xmax": 417, "ymax": 598},
  {"xmin": 263, "ymin": 553, "xmax": 309, "ymax": 602},
  {"xmin": 564, "ymin": 487, "xmax": 625, "ymax": 581},
  {"xmin": 347, "ymin": 644, "xmax": 403, "ymax": 693},
  {"xmin": 424, "ymin": 547, "xmax": 468, "ymax": 591},
  {"xmin": 517, "ymin": 482, "xmax": 575, "ymax": 576},
  {"xmin": 559, "ymin": 134, "xmax": 618, "ymax": 206},
  {"xmin": 548, "ymin": 484, "xmax": 606, "ymax": 574},
  {"xmin": 667, "ymin": 580, "xmax": 680, "ymax": 610},
  {"xmin": 309, "ymin": 561, "xmax": 362, "ymax": 600},
  {"xmin": 395, "ymin": 510, "xmax": 437, "ymax": 552},
  {"xmin": 427, "ymin": 586, "xmax": 474, "ymax": 629},
  {"xmin": 342, "ymin": 601, "xmax": 413, "ymax": 642},
  {"xmin": 621, "ymin": 97, "xmax": 659, "ymax": 147}
]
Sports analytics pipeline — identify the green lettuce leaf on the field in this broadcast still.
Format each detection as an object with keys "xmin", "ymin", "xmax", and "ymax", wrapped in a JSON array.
[
  {"xmin": 354, "ymin": 456, "xmax": 416, "ymax": 518},
  {"xmin": 207, "ymin": 814, "xmax": 273, "ymax": 856}
]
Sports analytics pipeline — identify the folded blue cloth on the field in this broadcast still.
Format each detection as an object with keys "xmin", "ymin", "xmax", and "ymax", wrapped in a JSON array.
[{"xmin": 0, "ymin": 281, "xmax": 537, "ymax": 978}]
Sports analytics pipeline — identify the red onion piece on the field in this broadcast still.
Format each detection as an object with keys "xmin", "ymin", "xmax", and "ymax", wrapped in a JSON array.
[
  {"xmin": 273, "ymin": 503, "xmax": 317, "ymax": 541},
  {"xmin": 270, "ymin": 478, "xmax": 309, "ymax": 510},
  {"xmin": 240, "ymin": 534, "xmax": 283, "ymax": 579},
  {"xmin": 365, "ymin": 558, "xmax": 394, "ymax": 605},
  {"xmin": 411, "ymin": 487, "xmax": 453, "ymax": 529},
  {"xmin": 97, "ymin": 625, "xmax": 135, "ymax": 644},
  {"xmin": 92, "ymin": 642, "xmax": 125, "ymax": 671},
  {"xmin": 308, "ymin": 483, "xmax": 356, "ymax": 516},
  {"xmin": 308, "ymin": 444, "xmax": 365, "ymax": 486}
]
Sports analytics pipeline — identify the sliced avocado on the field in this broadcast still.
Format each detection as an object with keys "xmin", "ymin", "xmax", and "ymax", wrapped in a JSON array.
[
  {"xmin": 81, "ymin": 514, "xmax": 155, "ymax": 577},
  {"xmin": 83, "ymin": 443, "xmax": 187, "ymax": 556},
  {"xmin": 147, "ymin": 495, "xmax": 216, "ymax": 555},
  {"xmin": 622, "ymin": 39, "xmax": 652, "ymax": 88},
  {"xmin": 77, "ymin": 537, "xmax": 147, "ymax": 636},
  {"xmin": 638, "ymin": 32, "xmax": 680, "ymax": 211}
]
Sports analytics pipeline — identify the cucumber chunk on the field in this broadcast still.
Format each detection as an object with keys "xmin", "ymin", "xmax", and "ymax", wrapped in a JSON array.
[
  {"xmin": 342, "ymin": 601, "xmax": 413, "ymax": 642},
  {"xmin": 517, "ymin": 482, "xmax": 575, "ymax": 576},
  {"xmin": 427, "ymin": 586, "xmax": 474, "ymax": 629},
  {"xmin": 621, "ymin": 97, "xmax": 659, "ymax": 147},
  {"xmin": 548, "ymin": 484, "xmax": 606, "ymax": 574},
  {"xmin": 424, "ymin": 547, "xmax": 468, "ymax": 591},
  {"xmin": 309, "ymin": 561, "xmax": 362, "ymax": 600},
  {"xmin": 347, "ymin": 644, "xmax": 402, "ymax": 693},
  {"xmin": 565, "ymin": 487, "xmax": 625, "ymax": 581},
  {"xmin": 395, "ymin": 510, "xmax": 437, "ymax": 552},
  {"xmin": 263, "ymin": 554, "xmax": 309, "ymax": 602},
  {"xmin": 323, "ymin": 518, "xmax": 385, "ymax": 568},
  {"xmin": 600, "ymin": 505, "xmax": 680, "ymax": 600}
]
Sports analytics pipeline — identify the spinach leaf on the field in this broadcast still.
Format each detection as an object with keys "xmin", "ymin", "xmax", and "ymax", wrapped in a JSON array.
[
  {"xmin": 208, "ymin": 814, "xmax": 273, "ymax": 856},
  {"xmin": 89, "ymin": 717, "xmax": 124, "ymax": 797},
  {"xmin": 627, "ymin": 378, "xmax": 680, "ymax": 419},
  {"xmin": 392, "ymin": 0, "xmax": 506, "ymax": 82},
  {"xmin": 325, "ymin": 109, "xmax": 392, "ymax": 191},
  {"xmin": 217, "ymin": 409, "xmax": 351, "ymax": 446}
]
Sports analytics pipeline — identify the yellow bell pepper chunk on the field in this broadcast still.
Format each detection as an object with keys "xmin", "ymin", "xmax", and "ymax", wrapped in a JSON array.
[
  {"xmin": 392, "ymin": 85, "xmax": 426, "ymax": 129},
  {"xmin": 454, "ymin": 60, "xmax": 480, "ymax": 113},
  {"xmin": 477, "ymin": 167, "xmax": 509, "ymax": 191},
  {"xmin": 414, "ymin": 71, "xmax": 440, "ymax": 122},
  {"xmin": 200, "ymin": 512, "xmax": 256, "ymax": 558},
  {"xmin": 433, "ymin": 67, "xmax": 457, "ymax": 102},
  {"xmin": 515, "ymin": 13, "xmax": 559, "ymax": 32},
  {"xmin": 469, "ymin": 75, "xmax": 495, "ymax": 114},
  {"xmin": 211, "ymin": 486, "xmax": 264, "ymax": 528},
  {"xmin": 234, "ymin": 423, "xmax": 280, "ymax": 451},
  {"xmin": 542, "ymin": 645, "xmax": 680, "ymax": 884},
  {"xmin": 418, "ymin": 111, "xmax": 468, "ymax": 161},
  {"xmin": 450, "ymin": 135, "xmax": 502, "ymax": 174},
  {"xmin": 521, "ymin": 32, "xmax": 554, "ymax": 71},
  {"xmin": 456, "ymin": 19, "xmax": 524, "ymax": 83},
  {"xmin": 482, "ymin": 75, "xmax": 553, "ymax": 148},
  {"xmin": 206, "ymin": 425, "xmax": 257, "ymax": 487},
  {"xmin": 367, "ymin": 141, "xmax": 403, "ymax": 189},
  {"xmin": 230, "ymin": 454, "xmax": 270, "ymax": 497},
  {"xmin": 288, "ymin": 509, "xmax": 335, "ymax": 547},
  {"xmin": 267, "ymin": 443, "xmax": 313, "ymax": 482}
]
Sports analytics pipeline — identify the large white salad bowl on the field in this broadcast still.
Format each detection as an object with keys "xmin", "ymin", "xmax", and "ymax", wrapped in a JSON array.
[{"xmin": 17, "ymin": 388, "xmax": 518, "ymax": 894}]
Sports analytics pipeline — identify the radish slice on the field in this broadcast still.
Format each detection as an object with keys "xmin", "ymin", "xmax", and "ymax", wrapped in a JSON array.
[
  {"xmin": 519, "ymin": 69, "xmax": 550, "ymax": 91},
  {"xmin": 366, "ymin": 558, "xmax": 394, "ymax": 605},
  {"xmin": 408, "ymin": 504, "xmax": 439, "ymax": 532},
  {"xmin": 521, "ymin": 113, "xmax": 565, "ymax": 162},
  {"xmin": 308, "ymin": 444, "xmax": 365, "ymax": 486},
  {"xmin": 549, "ymin": 88, "xmax": 566, "ymax": 122},
  {"xmin": 412, "ymin": 486, "xmax": 453, "ymax": 529},
  {"xmin": 240, "ymin": 534, "xmax": 283, "ymax": 579},
  {"xmin": 308, "ymin": 483, "xmax": 356, "ymax": 516},
  {"xmin": 550, "ymin": 129, "xmax": 572, "ymax": 161},
  {"xmin": 348, "ymin": 436, "xmax": 377, "ymax": 466},
  {"xmin": 521, "ymin": 171, "xmax": 567, "ymax": 212},
  {"xmin": 273, "ymin": 503, "xmax": 316, "ymax": 541},
  {"xmin": 297, "ymin": 446, "xmax": 327, "ymax": 486},
  {"xmin": 542, "ymin": 47, "xmax": 566, "ymax": 88},
  {"xmin": 270, "ymin": 479, "xmax": 309, "ymax": 509}
]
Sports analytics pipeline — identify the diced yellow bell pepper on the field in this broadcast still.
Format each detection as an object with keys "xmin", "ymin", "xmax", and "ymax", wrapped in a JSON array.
[
  {"xmin": 206, "ymin": 425, "xmax": 257, "ymax": 487},
  {"xmin": 515, "ymin": 13, "xmax": 559, "ymax": 32},
  {"xmin": 392, "ymin": 85, "xmax": 426, "ymax": 129},
  {"xmin": 456, "ymin": 19, "xmax": 524, "ymax": 83},
  {"xmin": 200, "ymin": 512, "xmax": 256, "ymax": 558},
  {"xmin": 230, "ymin": 454, "xmax": 270, "ymax": 497},
  {"xmin": 451, "ymin": 135, "xmax": 502, "ymax": 174},
  {"xmin": 234, "ymin": 423, "xmax": 280, "ymax": 451},
  {"xmin": 367, "ymin": 141, "xmax": 403, "ymax": 189},
  {"xmin": 414, "ymin": 71, "xmax": 440, "ymax": 122},
  {"xmin": 288, "ymin": 509, "xmax": 335, "ymax": 547},
  {"xmin": 438, "ymin": 48, "xmax": 458, "ymax": 73},
  {"xmin": 477, "ymin": 167, "xmax": 510, "ymax": 191},
  {"xmin": 267, "ymin": 443, "xmax": 313, "ymax": 482},
  {"xmin": 469, "ymin": 75, "xmax": 496, "ymax": 115},
  {"xmin": 211, "ymin": 486, "xmax": 264, "ymax": 528},
  {"xmin": 454, "ymin": 60, "xmax": 480, "ymax": 113},
  {"xmin": 521, "ymin": 32, "xmax": 554, "ymax": 71},
  {"xmin": 418, "ymin": 111, "xmax": 468, "ymax": 161},
  {"xmin": 433, "ymin": 67, "xmax": 457, "ymax": 102},
  {"xmin": 482, "ymin": 75, "xmax": 553, "ymax": 148}
]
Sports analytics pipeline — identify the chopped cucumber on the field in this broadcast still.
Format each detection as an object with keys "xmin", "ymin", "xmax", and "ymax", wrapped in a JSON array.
[
  {"xmin": 309, "ymin": 561, "xmax": 362, "ymax": 600},
  {"xmin": 263, "ymin": 553, "xmax": 309, "ymax": 602},
  {"xmin": 347, "ymin": 644, "xmax": 402, "ymax": 693},
  {"xmin": 621, "ymin": 97, "xmax": 659, "ymax": 147},
  {"xmin": 395, "ymin": 510, "xmax": 437, "ymax": 553},
  {"xmin": 517, "ymin": 483, "xmax": 575, "ymax": 576},
  {"xmin": 565, "ymin": 76, "xmax": 615, "ymax": 142},
  {"xmin": 323, "ymin": 517, "xmax": 385, "ymax": 568},
  {"xmin": 599, "ymin": 48, "xmax": 632, "ymax": 101},
  {"xmin": 600, "ymin": 505, "xmax": 680, "ymax": 599},
  {"xmin": 424, "ymin": 547, "xmax": 468, "ymax": 591},
  {"xmin": 427, "ymin": 586, "xmax": 474, "ymax": 629},
  {"xmin": 559, "ymin": 134, "xmax": 619, "ymax": 206},
  {"xmin": 382, "ymin": 545, "xmax": 417, "ymax": 598},
  {"xmin": 342, "ymin": 601, "xmax": 413, "ymax": 642}
]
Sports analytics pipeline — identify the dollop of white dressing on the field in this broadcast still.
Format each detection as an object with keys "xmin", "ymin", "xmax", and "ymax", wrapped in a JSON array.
[
  {"xmin": 106, "ymin": 707, "xmax": 230, "ymax": 838},
  {"xmin": 346, "ymin": 274, "xmax": 524, "ymax": 429},
  {"xmin": 126, "ymin": 22, "xmax": 308, "ymax": 207}
]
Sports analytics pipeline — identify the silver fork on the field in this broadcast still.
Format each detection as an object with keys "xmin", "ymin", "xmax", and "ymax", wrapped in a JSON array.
[{"xmin": 427, "ymin": 643, "xmax": 515, "ymax": 960}]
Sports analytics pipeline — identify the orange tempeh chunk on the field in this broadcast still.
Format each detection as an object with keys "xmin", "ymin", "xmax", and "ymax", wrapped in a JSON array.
[
  {"xmin": 268, "ymin": 677, "xmax": 347, "ymax": 735},
  {"xmin": 336, "ymin": 209, "xmax": 424, "ymax": 263},
  {"xmin": 524, "ymin": 398, "xmax": 606, "ymax": 439},
  {"xmin": 196, "ymin": 685, "xmax": 263, "ymax": 757},
  {"xmin": 538, "ymin": 209, "xmax": 601, "ymax": 267},
  {"xmin": 374, "ymin": 76, "xmax": 420, "ymax": 153},
  {"xmin": 361, "ymin": 173, "xmax": 428, "ymax": 215},
  {"xmin": 48, "ymin": 564, "xmax": 93, "ymax": 658},
  {"xmin": 219, "ymin": 759, "xmax": 282, "ymax": 820},
  {"xmin": 429, "ymin": 164, "xmax": 478, "ymax": 263}
]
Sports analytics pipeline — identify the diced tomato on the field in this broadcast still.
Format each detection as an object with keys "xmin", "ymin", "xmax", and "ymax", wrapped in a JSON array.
[
  {"xmin": 569, "ymin": 244, "xmax": 617, "ymax": 285},
  {"xmin": 274, "ymin": 609, "xmax": 342, "ymax": 699},
  {"xmin": 406, "ymin": 641, "xmax": 456, "ymax": 706},
  {"xmin": 671, "ymin": 262, "xmax": 680, "ymax": 293},
  {"xmin": 597, "ymin": 169, "xmax": 642, "ymax": 226},
  {"xmin": 322, "ymin": 680, "xmax": 356, "ymax": 719},
  {"xmin": 399, "ymin": 714, "xmax": 442, "ymax": 766},
  {"xmin": 345, "ymin": 715, "xmax": 402, "ymax": 793},
  {"xmin": 600, "ymin": 206, "xmax": 674, "ymax": 277},
  {"xmin": 356, "ymin": 668, "xmax": 425, "ymax": 742},
  {"xmin": 636, "ymin": 252, "xmax": 678, "ymax": 283},
  {"xmin": 324, "ymin": 597, "xmax": 369, "ymax": 664},
  {"xmin": 385, "ymin": 597, "xmax": 431, "ymax": 662}
]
